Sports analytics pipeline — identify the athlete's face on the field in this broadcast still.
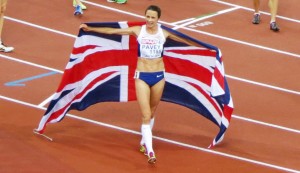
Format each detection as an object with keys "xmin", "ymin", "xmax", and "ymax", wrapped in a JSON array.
[{"xmin": 145, "ymin": 10, "xmax": 159, "ymax": 28}]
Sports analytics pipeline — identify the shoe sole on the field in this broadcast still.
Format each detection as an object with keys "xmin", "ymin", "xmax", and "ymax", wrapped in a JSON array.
[
  {"xmin": 252, "ymin": 15, "xmax": 260, "ymax": 24},
  {"xmin": 107, "ymin": 1, "xmax": 127, "ymax": 4},
  {"xmin": 270, "ymin": 28, "xmax": 280, "ymax": 32},
  {"xmin": 74, "ymin": 12, "xmax": 83, "ymax": 16},
  {"xmin": 0, "ymin": 48, "xmax": 14, "ymax": 52},
  {"xmin": 270, "ymin": 23, "xmax": 280, "ymax": 32},
  {"xmin": 148, "ymin": 157, "xmax": 156, "ymax": 164},
  {"xmin": 252, "ymin": 19, "xmax": 260, "ymax": 24}
]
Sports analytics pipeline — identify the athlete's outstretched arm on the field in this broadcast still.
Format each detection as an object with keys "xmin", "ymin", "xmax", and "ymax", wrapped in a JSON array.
[{"xmin": 79, "ymin": 24, "xmax": 140, "ymax": 36}]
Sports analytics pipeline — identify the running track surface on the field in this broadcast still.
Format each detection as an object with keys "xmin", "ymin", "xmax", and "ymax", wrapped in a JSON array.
[{"xmin": 1, "ymin": 0, "xmax": 300, "ymax": 172}]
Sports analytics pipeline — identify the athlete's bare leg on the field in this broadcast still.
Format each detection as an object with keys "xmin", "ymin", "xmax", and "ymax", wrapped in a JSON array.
[
  {"xmin": 253, "ymin": 0, "xmax": 260, "ymax": 13},
  {"xmin": 269, "ymin": 0, "xmax": 278, "ymax": 22}
]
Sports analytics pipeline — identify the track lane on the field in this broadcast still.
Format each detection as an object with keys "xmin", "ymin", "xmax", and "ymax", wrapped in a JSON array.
[{"xmin": 1, "ymin": 0, "xmax": 298, "ymax": 172}]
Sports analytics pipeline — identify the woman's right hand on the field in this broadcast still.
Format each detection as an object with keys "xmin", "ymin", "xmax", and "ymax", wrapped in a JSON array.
[{"xmin": 80, "ymin": 24, "xmax": 90, "ymax": 31}]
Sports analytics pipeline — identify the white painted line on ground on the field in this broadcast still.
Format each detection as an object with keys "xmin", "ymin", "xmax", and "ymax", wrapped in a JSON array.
[
  {"xmin": 0, "ymin": 94, "xmax": 299, "ymax": 173},
  {"xmin": 1, "ymin": 53, "xmax": 300, "ymax": 134},
  {"xmin": 82, "ymin": 0, "xmax": 143, "ymax": 19},
  {"xmin": 183, "ymin": 25, "xmax": 300, "ymax": 58},
  {"xmin": 233, "ymin": 115, "xmax": 300, "ymax": 134},
  {"xmin": 82, "ymin": 1, "xmax": 300, "ymax": 58},
  {"xmin": 38, "ymin": 93, "xmax": 55, "ymax": 108},
  {"xmin": 0, "ymin": 54, "xmax": 64, "ymax": 73},
  {"xmin": 5, "ymin": 6, "xmax": 300, "ymax": 59},
  {"xmin": 171, "ymin": 18, "xmax": 196, "ymax": 25},
  {"xmin": 172, "ymin": 6, "xmax": 240, "ymax": 30},
  {"xmin": 1, "ymin": 53, "xmax": 299, "ymax": 104},
  {"xmin": 227, "ymin": 75, "xmax": 300, "ymax": 95},
  {"xmin": 3, "ymin": 0, "xmax": 299, "ymax": 133},
  {"xmin": 5, "ymin": 16, "xmax": 77, "ymax": 38},
  {"xmin": 3, "ymin": 2, "xmax": 299, "ymax": 172}
]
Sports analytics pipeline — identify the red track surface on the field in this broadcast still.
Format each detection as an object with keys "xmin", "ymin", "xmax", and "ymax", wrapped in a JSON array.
[{"xmin": 1, "ymin": 0, "xmax": 300, "ymax": 172}]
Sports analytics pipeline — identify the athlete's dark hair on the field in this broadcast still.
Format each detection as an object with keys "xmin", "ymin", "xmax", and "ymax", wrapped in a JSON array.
[{"xmin": 145, "ymin": 5, "xmax": 161, "ymax": 18}]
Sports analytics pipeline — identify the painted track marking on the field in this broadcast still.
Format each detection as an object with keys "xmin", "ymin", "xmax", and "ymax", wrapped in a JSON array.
[
  {"xmin": 0, "ymin": 94, "xmax": 299, "ymax": 173},
  {"xmin": 5, "ymin": 71, "xmax": 58, "ymax": 86},
  {"xmin": 172, "ymin": 6, "xmax": 240, "ymax": 30},
  {"xmin": 2, "ymin": 18, "xmax": 299, "ymax": 94},
  {"xmin": 1, "ymin": 53, "xmax": 299, "ymax": 135}
]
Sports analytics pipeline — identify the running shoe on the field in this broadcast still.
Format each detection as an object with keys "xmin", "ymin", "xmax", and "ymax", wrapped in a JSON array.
[
  {"xmin": 139, "ymin": 144, "xmax": 147, "ymax": 155},
  {"xmin": 147, "ymin": 152, "xmax": 156, "ymax": 164},
  {"xmin": 0, "ymin": 43, "xmax": 14, "ymax": 52},
  {"xmin": 107, "ymin": 0, "xmax": 127, "ymax": 4},
  {"xmin": 252, "ymin": 14, "xmax": 260, "ymax": 24},
  {"xmin": 116, "ymin": 0, "xmax": 127, "ymax": 4},
  {"xmin": 73, "ymin": 0, "xmax": 87, "ymax": 10},
  {"xmin": 270, "ymin": 22, "xmax": 280, "ymax": 32},
  {"xmin": 74, "ymin": 5, "xmax": 83, "ymax": 16}
]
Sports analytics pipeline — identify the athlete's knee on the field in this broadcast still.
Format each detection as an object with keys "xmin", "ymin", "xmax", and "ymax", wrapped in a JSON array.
[{"xmin": 0, "ymin": 3, "xmax": 7, "ymax": 13}]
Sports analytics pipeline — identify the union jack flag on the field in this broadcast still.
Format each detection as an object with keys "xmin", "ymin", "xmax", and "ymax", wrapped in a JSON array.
[{"xmin": 35, "ymin": 22, "xmax": 233, "ymax": 148}]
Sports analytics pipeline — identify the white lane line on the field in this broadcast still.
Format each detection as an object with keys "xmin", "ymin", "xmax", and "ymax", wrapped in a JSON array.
[
  {"xmin": 183, "ymin": 25, "xmax": 300, "ymax": 58},
  {"xmin": 1, "ymin": 53, "xmax": 300, "ymax": 135},
  {"xmin": 227, "ymin": 75, "xmax": 300, "ymax": 95},
  {"xmin": 1, "ymin": 53, "xmax": 300, "ymax": 103},
  {"xmin": 82, "ymin": 0, "xmax": 143, "ymax": 19},
  {"xmin": 210, "ymin": 0, "xmax": 300, "ymax": 23},
  {"xmin": 233, "ymin": 115, "xmax": 300, "ymax": 134},
  {"xmin": 5, "ymin": 8, "xmax": 300, "ymax": 59},
  {"xmin": 82, "ymin": 1, "xmax": 300, "ymax": 58},
  {"xmin": 0, "ymin": 54, "xmax": 64, "ymax": 73},
  {"xmin": 38, "ymin": 93, "xmax": 55, "ymax": 108},
  {"xmin": 4, "ymin": 16, "xmax": 77, "ymax": 38},
  {"xmin": 0, "ymin": 95, "xmax": 299, "ymax": 173},
  {"xmin": 1, "ymin": 38, "xmax": 299, "ymax": 101},
  {"xmin": 172, "ymin": 18, "xmax": 197, "ymax": 25},
  {"xmin": 172, "ymin": 6, "xmax": 240, "ymax": 30},
  {"xmin": 3, "ymin": 2, "xmax": 299, "ymax": 172}
]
